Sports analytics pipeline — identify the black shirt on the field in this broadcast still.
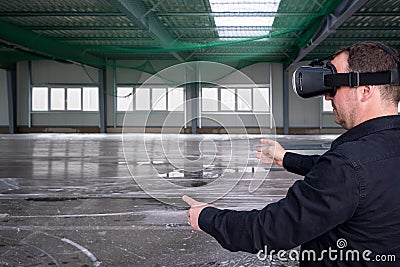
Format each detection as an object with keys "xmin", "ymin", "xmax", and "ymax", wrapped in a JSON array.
[{"xmin": 199, "ymin": 115, "xmax": 400, "ymax": 266}]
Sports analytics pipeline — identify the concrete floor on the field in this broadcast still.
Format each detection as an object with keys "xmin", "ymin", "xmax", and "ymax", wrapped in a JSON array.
[{"xmin": 0, "ymin": 133, "xmax": 336, "ymax": 267}]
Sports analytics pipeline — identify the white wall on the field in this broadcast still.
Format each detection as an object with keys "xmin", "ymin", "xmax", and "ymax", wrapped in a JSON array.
[
  {"xmin": 114, "ymin": 61, "xmax": 277, "ymax": 130},
  {"xmin": 12, "ymin": 59, "xmax": 336, "ymax": 131},
  {"xmin": 17, "ymin": 60, "xmax": 100, "ymax": 128},
  {"xmin": 240, "ymin": 63, "xmax": 270, "ymax": 84},
  {"xmin": 0, "ymin": 69, "xmax": 8, "ymax": 126},
  {"xmin": 31, "ymin": 61, "xmax": 98, "ymax": 84},
  {"xmin": 116, "ymin": 60, "xmax": 178, "ymax": 84}
]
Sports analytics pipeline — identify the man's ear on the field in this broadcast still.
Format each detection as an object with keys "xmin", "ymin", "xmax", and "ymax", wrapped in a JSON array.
[{"xmin": 358, "ymin": 85, "xmax": 375, "ymax": 102}]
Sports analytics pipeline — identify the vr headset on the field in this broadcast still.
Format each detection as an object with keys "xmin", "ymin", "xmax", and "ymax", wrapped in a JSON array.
[{"xmin": 293, "ymin": 44, "xmax": 400, "ymax": 98}]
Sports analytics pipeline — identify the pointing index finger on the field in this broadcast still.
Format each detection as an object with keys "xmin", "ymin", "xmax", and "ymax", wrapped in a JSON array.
[{"xmin": 182, "ymin": 195, "xmax": 197, "ymax": 206}]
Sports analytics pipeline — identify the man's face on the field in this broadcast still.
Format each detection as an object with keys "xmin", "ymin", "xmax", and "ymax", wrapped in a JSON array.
[{"xmin": 325, "ymin": 52, "xmax": 359, "ymax": 130}]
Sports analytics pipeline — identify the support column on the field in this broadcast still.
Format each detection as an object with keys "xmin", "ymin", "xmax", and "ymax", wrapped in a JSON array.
[
  {"xmin": 190, "ymin": 82, "xmax": 199, "ymax": 134},
  {"xmin": 185, "ymin": 64, "xmax": 199, "ymax": 134},
  {"xmin": 283, "ymin": 69, "xmax": 289, "ymax": 134},
  {"xmin": 6, "ymin": 67, "xmax": 17, "ymax": 134},
  {"xmin": 98, "ymin": 68, "xmax": 107, "ymax": 133}
]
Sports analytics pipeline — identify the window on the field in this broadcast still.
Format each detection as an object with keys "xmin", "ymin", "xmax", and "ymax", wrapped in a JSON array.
[
  {"xmin": 202, "ymin": 87, "xmax": 270, "ymax": 112},
  {"xmin": 135, "ymin": 88, "xmax": 150, "ymax": 110},
  {"xmin": 32, "ymin": 87, "xmax": 48, "ymax": 111},
  {"xmin": 168, "ymin": 87, "xmax": 184, "ymax": 111},
  {"xmin": 202, "ymin": 88, "xmax": 219, "ymax": 111},
  {"xmin": 117, "ymin": 86, "xmax": 185, "ymax": 112},
  {"xmin": 117, "ymin": 87, "xmax": 133, "ymax": 111},
  {"xmin": 152, "ymin": 88, "xmax": 167, "ymax": 110},
  {"xmin": 221, "ymin": 88, "xmax": 236, "ymax": 111},
  {"xmin": 31, "ymin": 86, "xmax": 99, "ymax": 112},
  {"xmin": 67, "ymin": 88, "xmax": 82, "ymax": 110},
  {"xmin": 83, "ymin": 87, "xmax": 99, "ymax": 111},
  {"xmin": 237, "ymin": 88, "xmax": 252, "ymax": 111},
  {"xmin": 323, "ymin": 98, "xmax": 333, "ymax": 112},
  {"xmin": 253, "ymin": 87, "xmax": 269, "ymax": 112},
  {"xmin": 50, "ymin": 88, "xmax": 65, "ymax": 110}
]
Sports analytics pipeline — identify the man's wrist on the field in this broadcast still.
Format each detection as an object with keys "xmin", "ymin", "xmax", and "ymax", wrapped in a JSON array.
[{"xmin": 198, "ymin": 206, "xmax": 220, "ymax": 233}]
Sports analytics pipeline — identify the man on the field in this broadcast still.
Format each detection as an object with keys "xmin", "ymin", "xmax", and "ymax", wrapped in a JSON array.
[{"xmin": 182, "ymin": 41, "xmax": 400, "ymax": 266}]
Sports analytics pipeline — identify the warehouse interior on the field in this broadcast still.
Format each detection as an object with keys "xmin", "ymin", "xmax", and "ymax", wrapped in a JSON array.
[
  {"xmin": 0, "ymin": 0, "xmax": 399, "ymax": 134},
  {"xmin": 1, "ymin": 0, "xmax": 400, "ymax": 266}
]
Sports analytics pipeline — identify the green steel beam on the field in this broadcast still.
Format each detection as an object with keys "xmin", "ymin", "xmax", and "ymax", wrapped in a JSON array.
[
  {"xmin": 286, "ymin": 0, "xmax": 369, "ymax": 69},
  {"xmin": 313, "ymin": 37, "xmax": 400, "ymax": 41},
  {"xmin": 80, "ymin": 43, "xmax": 293, "ymax": 50},
  {"xmin": 27, "ymin": 26, "xmax": 139, "ymax": 31},
  {"xmin": 109, "ymin": 0, "xmax": 190, "ymax": 62},
  {"xmin": 54, "ymin": 36, "xmax": 295, "ymax": 41},
  {"xmin": 157, "ymin": 11, "xmax": 400, "ymax": 17},
  {"xmin": 171, "ymin": 26, "xmax": 303, "ymax": 31},
  {"xmin": 339, "ymin": 27, "xmax": 400, "ymax": 31},
  {"xmin": 27, "ymin": 25, "xmax": 305, "ymax": 31},
  {"xmin": 157, "ymin": 12, "xmax": 318, "ymax": 16},
  {"xmin": 3, "ymin": 11, "xmax": 397, "ymax": 17},
  {"xmin": 0, "ymin": 12, "xmax": 122, "ymax": 16}
]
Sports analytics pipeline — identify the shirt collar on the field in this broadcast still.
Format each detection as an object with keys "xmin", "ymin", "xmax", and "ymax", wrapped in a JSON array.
[{"xmin": 331, "ymin": 115, "xmax": 400, "ymax": 150}]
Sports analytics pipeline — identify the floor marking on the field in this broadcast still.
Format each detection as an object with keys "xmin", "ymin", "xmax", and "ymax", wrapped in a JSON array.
[{"xmin": 61, "ymin": 238, "xmax": 102, "ymax": 267}]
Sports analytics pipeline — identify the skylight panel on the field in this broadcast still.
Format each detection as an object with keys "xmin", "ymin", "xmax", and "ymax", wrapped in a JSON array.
[
  {"xmin": 210, "ymin": 0, "xmax": 281, "ymax": 39},
  {"xmin": 210, "ymin": 0, "xmax": 280, "ymax": 12},
  {"xmin": 214, "ymin": 17, "xmax": 275, "ymax": 27}
]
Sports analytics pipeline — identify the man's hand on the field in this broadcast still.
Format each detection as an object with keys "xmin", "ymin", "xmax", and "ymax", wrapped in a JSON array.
[
  {"xmin": 182, "ymin": 195, "xmax": 214, "ymax": 231},
  {"xmin": 257, "ymin": 139, "xmax": 286, "ymax": 167}
]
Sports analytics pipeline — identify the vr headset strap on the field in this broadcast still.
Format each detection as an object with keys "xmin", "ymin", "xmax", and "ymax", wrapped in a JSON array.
[{"xmin": 325, "ymin": 67, "xmax": 400, "ymax": 88}]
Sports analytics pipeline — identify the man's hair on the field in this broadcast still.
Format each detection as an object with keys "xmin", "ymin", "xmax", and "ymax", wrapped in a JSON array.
[{"xmin": 335, "ymin": 41, "xmax": 400, "ymax": 104}]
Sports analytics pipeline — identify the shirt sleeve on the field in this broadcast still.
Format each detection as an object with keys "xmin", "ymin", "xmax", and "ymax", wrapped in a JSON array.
[
  {"xmin": 283, "ymin": 152, "xmax": 320, "ymax": 176},
  {"xmin": 198, "ymin": 150, "xmax": 360, "ymax": 253}
]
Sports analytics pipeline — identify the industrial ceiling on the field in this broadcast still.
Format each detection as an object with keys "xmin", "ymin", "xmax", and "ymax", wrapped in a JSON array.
[{"xmin": 0, "ymin": 0, "xmax": 399, "ymax": 70}]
